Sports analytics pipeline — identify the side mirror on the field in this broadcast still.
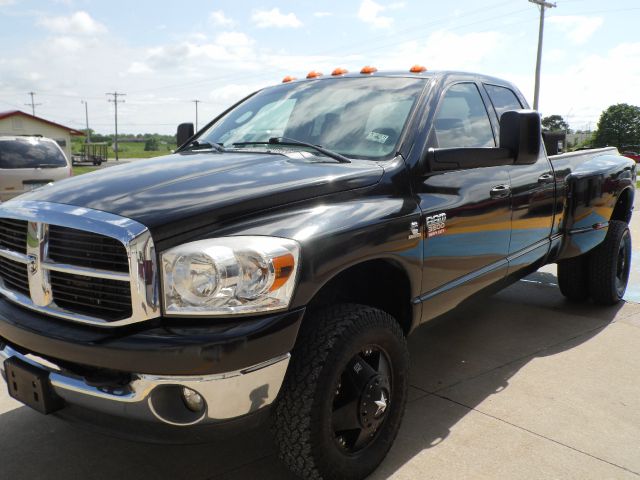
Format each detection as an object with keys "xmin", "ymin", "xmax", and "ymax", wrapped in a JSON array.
[
  {"xmin": 176, "ymin": 122, "xmax": 195, "ymax": 148},
  {"xmin": 499, "ymin": 110, "xmax": 541, "ymax": 165}
]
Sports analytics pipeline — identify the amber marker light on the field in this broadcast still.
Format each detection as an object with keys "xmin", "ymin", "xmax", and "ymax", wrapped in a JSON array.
[
  {"xmin": 410, "ymin": 65, "xmax": 427, "ymax": 73},
  {"xmin": 360, "ymin": 66, "xmax": 378, "ymax": 74},
  {"xmin": 306, "ymin": 71, "xmax": 323, "ymax": 79},
  {"xmin": 270, "ymin": 253, "xmax": 296, "ymax": 291},
  {"xmin": 331, "ymin": 67, "xmax": 349, "ymax": 76},
  {"xmin": 282, "ymin": 76, "xmax": 297, "ymax": 83}
]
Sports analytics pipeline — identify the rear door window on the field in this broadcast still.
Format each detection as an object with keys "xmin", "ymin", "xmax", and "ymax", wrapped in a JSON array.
[{"xmin": 0, "ymin": 138, "xmax": 68, "ymax": 169}]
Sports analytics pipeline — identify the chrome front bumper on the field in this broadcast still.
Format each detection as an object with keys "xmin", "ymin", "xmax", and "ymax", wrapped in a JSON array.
[{"xmin": 0, "ymin": 343, "xmax": 289, "ymax": 427}]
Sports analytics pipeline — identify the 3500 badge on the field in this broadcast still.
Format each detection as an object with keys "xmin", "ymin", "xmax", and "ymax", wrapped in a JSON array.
[{"xmin": 426, "ymin": 213, "xmax": 447, "ymax": 237}]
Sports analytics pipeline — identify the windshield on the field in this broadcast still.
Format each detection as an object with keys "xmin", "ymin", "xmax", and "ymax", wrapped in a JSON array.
[
  {"xmin": 0, "ymin": 138, "xmax": 67, "ymax": 169},
  {"xmin": 198, "ymin": 77, "xmax": 426, "ymax": 160}
]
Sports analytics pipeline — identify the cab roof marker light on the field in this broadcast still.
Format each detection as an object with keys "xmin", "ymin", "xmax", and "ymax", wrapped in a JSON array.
[
  {"xmin": 282, "ymin": 76, "xmax": 297, "ymax": 83},
  {"xmin": 410, "ymin": 65, "xmax": 427, "ymax": 73},
  {"xmin": 306, "ymin": 71, "xmax": 323, "ymax": 79},
  {"xmin": 331, "ymin": 68, "xmax": 349, "ymax": 76},
  {"xmin": 360, "ymin": 66, "xmax": 378, "ymax": 74}
]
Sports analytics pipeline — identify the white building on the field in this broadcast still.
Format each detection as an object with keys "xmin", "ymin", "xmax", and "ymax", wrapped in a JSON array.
[{"xmin": 0, "ymin": 110, "xmax": 84, "ymax": 160}]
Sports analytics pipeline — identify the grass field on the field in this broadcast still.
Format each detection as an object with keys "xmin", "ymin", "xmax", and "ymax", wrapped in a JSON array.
[
  {"xmin": 73, "ymin": 166, "xmax": 100, "ymax": 176},
  {"xmin": 73, "ymin": 141, "xmax": 176, "ymax": 160}
]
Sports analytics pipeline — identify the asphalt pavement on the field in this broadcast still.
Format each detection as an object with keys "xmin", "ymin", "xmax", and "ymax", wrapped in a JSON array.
[{"xmin": 1, "ymin": 198, "xmax": 639, "ymax": 479}]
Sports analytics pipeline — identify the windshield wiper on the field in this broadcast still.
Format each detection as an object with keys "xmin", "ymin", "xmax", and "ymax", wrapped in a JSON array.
[
  {"xmin": 181, "ymin": 140, "xmax": 225, "ymax": 152},
  {"xmin": 231, "ymin": 138, "xmax": 351, "ymax": 164}
]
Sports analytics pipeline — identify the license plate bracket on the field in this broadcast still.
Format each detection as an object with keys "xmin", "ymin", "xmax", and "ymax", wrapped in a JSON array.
[{"xmin": 4, "ymin": 357, "xmax": 64, "ymax": 414}]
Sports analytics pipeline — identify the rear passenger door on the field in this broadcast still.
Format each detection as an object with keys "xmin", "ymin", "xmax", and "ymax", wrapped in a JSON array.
[
  {"xmin": 484, "ymin": 83, "xmax": 555, "ymax": 273},
  {"xmin": 416, "ymin": 82, "xmax": 512, "ymax": 316}
]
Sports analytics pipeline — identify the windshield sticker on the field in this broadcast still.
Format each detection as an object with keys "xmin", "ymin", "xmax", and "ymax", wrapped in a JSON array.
[{"xmin": 366, "ymin": 131, "xmax": 389, "ymax": 144}]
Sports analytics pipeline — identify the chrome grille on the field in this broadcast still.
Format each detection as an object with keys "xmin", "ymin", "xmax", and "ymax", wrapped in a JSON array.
[
  {"xmin": 0, "ymin": 218, "xmax": 27, "ymax": 254},
  {"xmin": 0, "ymin": 201, "xmax": 159, "ymax": 327},
  {"xmin": 0, "ymin": 257, "xmax": 29, "ymax": 296},
  {"xmin": 49, "ymin": 225, "xmax": 129, "ymax": 273},
  {"xmin": 50, "ymin": 271, "xmax": 133, "ymax": 320}
]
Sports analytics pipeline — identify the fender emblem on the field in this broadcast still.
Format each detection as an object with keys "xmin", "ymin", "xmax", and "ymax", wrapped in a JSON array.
[
  {"xmin": 408, "ymin": 221, "xmax": 421, "ymax": 239},
  {"xmin": 426, "ymin": 213, "xmax": 447, "ymax": 238}
]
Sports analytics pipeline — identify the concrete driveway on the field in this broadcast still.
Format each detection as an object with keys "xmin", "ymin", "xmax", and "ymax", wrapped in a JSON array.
[{"xmin": 1, "ymin": 201, "xmax": 640, "ymax": 479}]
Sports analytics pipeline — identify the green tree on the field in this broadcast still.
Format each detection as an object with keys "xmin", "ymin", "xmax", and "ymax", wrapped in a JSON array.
[
  {"xmin": 593, "ymin": 103, "xmax": 640, "ymax": 148},
  {"xmin": 542, "ymin": 114, "xmax": 569, "ymax": 132},
  {"xmin": 144, "ymin": 137, "xmax": 160, "ymax": 151}
]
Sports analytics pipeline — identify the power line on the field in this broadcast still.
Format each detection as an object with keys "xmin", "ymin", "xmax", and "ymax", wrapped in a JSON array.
[
  {"xmin": 106, "ymin": 92, "xmax": 126, "ymax": 161},
  {"xmin": 25, "ymin": 92, "xmax": 42, "ymax": 116},
  {"xmin": 530, "ymin": 0, "xmax": 556, "ymax": 111}
]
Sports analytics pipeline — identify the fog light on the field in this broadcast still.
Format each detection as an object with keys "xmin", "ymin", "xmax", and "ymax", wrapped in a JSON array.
[{"xmin": 182, "ymin": 387, "xmax": 205, "ymax": 412}]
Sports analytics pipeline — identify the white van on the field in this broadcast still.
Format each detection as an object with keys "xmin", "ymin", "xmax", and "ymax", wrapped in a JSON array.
[{"xmin": 0, "ymin": 136, "xmax": 72, "ymax": 202}]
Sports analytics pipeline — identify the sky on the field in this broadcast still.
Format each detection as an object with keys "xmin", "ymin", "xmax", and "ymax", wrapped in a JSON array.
[{"xmin": 1, "ymin": 0, "xmax": 639, "ymax": 135}]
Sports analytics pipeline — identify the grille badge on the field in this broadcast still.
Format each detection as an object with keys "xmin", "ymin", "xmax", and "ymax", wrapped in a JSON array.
[{"xmin": 26, "ymin": 221, "xmax": 52, "ymax": 307}]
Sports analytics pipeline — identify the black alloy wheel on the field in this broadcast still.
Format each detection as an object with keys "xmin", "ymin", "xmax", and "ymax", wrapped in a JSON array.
[
  {"xmin": 273, "ymin": 304, "xmax": 409, "ymax": 480},
  {"xmin": 332, "ymin": 345, "xmax": 393, "ymax": 453}
]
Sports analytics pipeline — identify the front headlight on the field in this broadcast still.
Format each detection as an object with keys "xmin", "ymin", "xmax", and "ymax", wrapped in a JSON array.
[{"xmin": 161, "ymin": 236, "xmax": 300, "ymax": 316}]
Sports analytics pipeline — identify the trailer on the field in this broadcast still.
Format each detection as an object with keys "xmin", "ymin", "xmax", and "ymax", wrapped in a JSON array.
[{"xmin": 72, "ymin": 142, "xmax": 108, "ymax": 166}]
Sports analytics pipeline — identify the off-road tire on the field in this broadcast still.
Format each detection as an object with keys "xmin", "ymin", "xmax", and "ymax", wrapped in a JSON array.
[
  {"xmin": 588, "ymin": 220, "xmax": 632, "ymax": 305},
  {"xmin": 557, "ymin": 255, "xmax": 590, "ymax": 301},
  {"xmin": 273, "ymin": 304, "xmax": 409, "ymax": 480}
]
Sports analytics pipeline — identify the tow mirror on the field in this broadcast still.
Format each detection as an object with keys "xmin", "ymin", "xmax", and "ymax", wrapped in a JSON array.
[
  {"xmin": 176, "ymin": 122, "xmax": 195, "ymax": 148},
  {"xmin": 499, "ymin": 110, "xmax": 541, "ymax": 165}
]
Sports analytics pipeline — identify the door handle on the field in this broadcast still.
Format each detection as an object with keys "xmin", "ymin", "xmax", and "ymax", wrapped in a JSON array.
[
  {"xmin": 490, "ymin": 184, "xmax": 511, "ymax": 198},
  {"xmin": 538, "ymin": 172, "xmax": 554, "ymax": 183}
]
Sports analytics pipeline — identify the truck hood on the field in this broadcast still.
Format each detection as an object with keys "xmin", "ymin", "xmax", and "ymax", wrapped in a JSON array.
[{"xmin": 19, "ymin": 151, "xmax": 384, "ymax": 239}]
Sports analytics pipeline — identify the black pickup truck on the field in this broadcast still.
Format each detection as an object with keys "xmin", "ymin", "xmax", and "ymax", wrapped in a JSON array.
[{"xmin": 0, "ymin": 68, "xmax": 635, "ymax": 480}]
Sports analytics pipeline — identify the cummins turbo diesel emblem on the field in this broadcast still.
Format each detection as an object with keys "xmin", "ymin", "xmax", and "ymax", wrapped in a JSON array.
[
  {"xmin": 426, "ymin": 213, "xmax": 447, "ymax": 237},
  {"xmin": 408, "ymin": 221, "xmax": 421, "ymax": 239}
]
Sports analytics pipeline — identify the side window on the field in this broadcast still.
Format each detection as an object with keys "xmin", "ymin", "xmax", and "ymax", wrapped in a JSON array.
[
  {"xmin": 433, "ymin": 83, "xmax": 495, "ymax": 148},
  {"xmin": 484, "ymin": 84, "xmax": 523, "ymax": 118}
]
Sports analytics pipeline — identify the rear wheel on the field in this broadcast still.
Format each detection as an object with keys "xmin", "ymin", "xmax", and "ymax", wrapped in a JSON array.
[
  {"xmin": 557, "ymin": 255, "xmax": 590, "ymax": 301},
  {"xmin": 273, "ymin": 304, "xmax": 409, "ymax": 480},
  {"xmin": 588, "ymin": 220, "xmax": 632, "ymax": 305}
]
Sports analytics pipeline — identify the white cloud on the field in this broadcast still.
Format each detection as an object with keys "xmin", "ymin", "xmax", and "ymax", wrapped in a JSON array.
[
  {"xmin": 50, "ymin": 36, "xmax": 83, "ymax": 53},
  {"xmin": 209, "ymin": 10, "xmax": 234, "ymax": 27},
  {"xmin": 251, "ymin": 8, "xmax": 302, "ymax": 28},
  {"xmin": 215, "ymin": 32, "xmax": 253, "ymax": 48},
  {"xmin": 548, "ymin": 15, "xmax": 603, "ymax": 45},
  {"xmin": 379, "ymin": 30, "xmax": 503, "ymax": 71},
  {"xmin": 127, "ymin": 61, "xmax": 152, "ymax": 74},
  {"xmin": 0, "ymin": 0, "xmax": 16, "ymax": 6},
  {"xmin": 313, "ymin": 12, "xmax": 332, "ymax": 18},
  {"xmin": 358, "ymin": 0, "xmax": 394, "ymax": 29},
  {"xmin": 38, "ymin": 11, "xmax": 107, "ymax": 35}
]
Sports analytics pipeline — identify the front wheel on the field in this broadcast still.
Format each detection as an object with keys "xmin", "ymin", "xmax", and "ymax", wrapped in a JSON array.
[
  {"xmin": 588, "ymin": 220, "xmax": 632, "ymax": 305},
  {"xmin": 273, "ymin": 304, "xmax": 409, "ymax": 480}
]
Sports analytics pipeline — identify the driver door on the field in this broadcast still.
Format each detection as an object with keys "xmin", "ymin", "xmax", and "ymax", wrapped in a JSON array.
[{"xmin": 415, "ymin": 82, "xmax": 512, "ymax": 319}]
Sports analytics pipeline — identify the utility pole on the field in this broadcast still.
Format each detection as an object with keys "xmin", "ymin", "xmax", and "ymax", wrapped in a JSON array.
[
  {"xmin": 25, "ymin": 92, "xmax": 42, "ymax": 116},
  {"xmin": 81, "ymin": 100, "xmax": 90, "ymax": 143},
  {"xmin": 106, "ymin": 92, "xmax": 126, "ymax": 161},
  {"xmin": 192, "ymin": 99, "xmax": 201, "ymax": 131},
  {"xmin": 530, "ymin": 0, "xmax": 556, "ymax": 111}
]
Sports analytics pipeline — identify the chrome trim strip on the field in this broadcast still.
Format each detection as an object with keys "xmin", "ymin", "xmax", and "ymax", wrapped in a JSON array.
[
  {"xmin": 0, "ymin": 200, "xmax": 160, "ymax": 327},
  {"xmin": 568, "ymin": 221, "xmax": 609, "ymax": 235},
  {"xmin": 0, "ymin": 286, "xmax": 140, "ymax": 326},
  {"xmin": 0, "ymin": 247, "xmax": 29, "ymax": 264},
  {"xmin": 0, "ymin": 344, "xmax": 290, "ymax": 425},
  {"xmin": 41, "ymin": 262, "xmax": 130, "ymax": 282}
]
